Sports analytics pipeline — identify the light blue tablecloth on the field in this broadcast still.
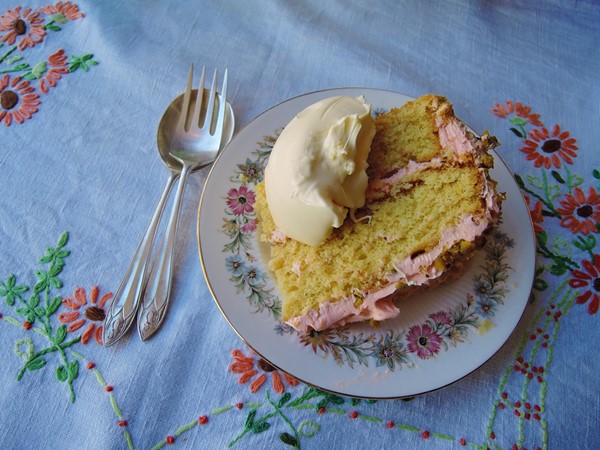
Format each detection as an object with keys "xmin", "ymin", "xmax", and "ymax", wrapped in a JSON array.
[{"xmin": 1, "ymin": 1, "xmax": 599, "ymax": 449}]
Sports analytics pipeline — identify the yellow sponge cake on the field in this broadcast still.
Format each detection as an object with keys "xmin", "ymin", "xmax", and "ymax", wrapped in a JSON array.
[{"xmin": 255, "ymin": 94, "xmax": 503, "ymax": 332}]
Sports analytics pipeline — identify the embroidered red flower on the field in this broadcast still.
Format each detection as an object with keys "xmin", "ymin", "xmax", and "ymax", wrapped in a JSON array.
[
  {"xmin": 0, "ymin": 74, "xmax": 40, "ymax": 126},
  {"xmin": 557, "ymin": 187, "xmax": 600, "ymax": 235},
  {"xmin": 521, "ymin": 124, "xmax": 578, "ymax": 169},
  {"xmin": 39, "ymin": 49, "xmax": 69, "ymax": 94},
  {"xmin": 0, "ymin": 6, "xmax": 46, "ymax": 50},
  {"xmin": 228, "ymin": 349, "xmax": 298, "ymax": 394},
  {"xmin": 491, "ymin": 100, "xmax": 543, "ymax": 126},
  {"xmin": 58, "ymin": 286, "xmax": 112, "ymax": 345},
  {"xmin": 569, "ymin": 254, "xmax": 600, "ymax": 315},
  {"xmin": 226, "ymin": 186, "xmax": 256, "ymax": 216},
  {"xmin": 524, "ymin": 195, "xmax": 544, "ymax": 234},
  {"xmin": 39, "ymin": 1, "xmax": 85, "ymax": 21}
]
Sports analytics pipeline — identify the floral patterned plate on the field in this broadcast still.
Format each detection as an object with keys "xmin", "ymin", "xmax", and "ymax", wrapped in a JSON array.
[{"xmin": 197, "ymin": 88, "xmax": 536, "ymax": 399}]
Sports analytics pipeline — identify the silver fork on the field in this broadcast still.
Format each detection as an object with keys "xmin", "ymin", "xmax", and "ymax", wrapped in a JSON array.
[{"xmin": 136, "ymin": 66, "xmax": 228, "ymax": 340}]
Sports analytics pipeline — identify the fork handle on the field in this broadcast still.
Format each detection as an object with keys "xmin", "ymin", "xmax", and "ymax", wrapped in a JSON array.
[
  {"xmin": 137, "ymin": 163, "xmax": 193, "ymax": 340},
  {"xmin": 103, "ymin": 172, "xmax": 178, "ymax": 346}
]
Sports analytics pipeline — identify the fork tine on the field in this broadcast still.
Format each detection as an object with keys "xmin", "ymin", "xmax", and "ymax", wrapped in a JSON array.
[
  {"xmin": 190, "ymin": 66, "xmax": 206, "ymax": 130},
  {"xmin": 213, "ymin": 68, "xmax": 228, "ymax": 141},
  {"xmin": 204, "ymin": 68, "xmax": 218, "ymax": 131},
  {"xmin": 177, "ymin": 64, "xmax": 194, "ymax": 132}
]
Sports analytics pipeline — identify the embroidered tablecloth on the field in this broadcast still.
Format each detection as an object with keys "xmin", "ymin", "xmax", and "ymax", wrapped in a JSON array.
[{"xmin": 1, "ymin": 1, "xmax": 598, "ymax": 449}]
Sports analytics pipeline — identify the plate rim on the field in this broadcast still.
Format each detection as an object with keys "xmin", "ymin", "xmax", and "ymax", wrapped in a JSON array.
[{"xmin": 197, "ymin": 87, "xmax": 537, "ymax": 399}]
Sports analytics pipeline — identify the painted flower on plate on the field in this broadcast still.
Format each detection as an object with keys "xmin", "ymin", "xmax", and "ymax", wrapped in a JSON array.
[
  {"xmin": 236, "ymin": 158, "xmax": 263, "ymax": 184},
  {"xmin": 58, "ymin": 286, "xmax": 112, "ymax": 345},
  {"xmin": 557, "ymin": 186, "xmax": 600, "ymax": 235},
  {"xmin": 0, "ymin": 6, "xmax": 46, "ymax": 50},
  {"xmin": 569, "ymin": 254, "xmax": 600, "ymax": 315},
  {"xmin": 226, "ymin": 185, "xmax": 256, "ymax": 216},
  {"xmin": 475, "ymin": 297, "xmax": 497, "ymax": 318},
  {"xmin": 406, "ymin": 324, "xmax": 442, "ymax": 359},
  {"xmin": 0, "ymin": 74, "xmax": 40, "ymax": 126},
  {"xmin": 369, "ymin": 333, "xmax": 410, "ymax": 370},
  {"xmin": 521, "ymin": 124, "xmax": 578, "ymax": 169},
  {"xmin": 428, "ymin": 311, "xmax": 453, "ymax": 326},
  {"xmin": 225, "ymin": 254, "xmax": 246, "ymax": 276}
]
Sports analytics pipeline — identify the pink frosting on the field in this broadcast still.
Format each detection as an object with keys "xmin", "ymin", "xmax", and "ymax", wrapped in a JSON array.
[{"xmin": 285, "ymin": 117, "xmax": 500, "ymax": 332}]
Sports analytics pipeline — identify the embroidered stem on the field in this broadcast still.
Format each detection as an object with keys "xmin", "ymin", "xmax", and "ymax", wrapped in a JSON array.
[
  {"xmin": 0, "ymin": 46, "xmax": 17, "ymax": 64},
  {"xmin": 70, "ymin": 351, "xmax": 134, "ymax": 450}
]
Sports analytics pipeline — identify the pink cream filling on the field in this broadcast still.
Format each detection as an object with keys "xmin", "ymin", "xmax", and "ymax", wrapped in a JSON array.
[{"xmin": 285, "ymin": 118, "xmax": 500, "ymax": 333}]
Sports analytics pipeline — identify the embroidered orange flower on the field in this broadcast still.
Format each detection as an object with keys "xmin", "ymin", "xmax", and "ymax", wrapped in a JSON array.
[
  {"xmin": 229, "ymin": 349, "xmax": 298, "ymax": 394},
  {"xmin": 39, "ymin": 1, "xmax": 85, "ymax": 21},
  {"xmin": 569, "ymin": 254, "xmax": 600, "ymax": 315},
  {"xmin": 521, "ymin": 124, "xmax": 578, "ymax": 169},
  {"xmin": 58, "ymin": 286, "xmax": 112, "ymax": 345},
  {"xmin": 491, "ymin": 100, "xmax": 543, "ymax": 126},
  {"xmin": 0, "ymin": 74, "xmax": 40, "ymax": 126},
  {"xmin": 524, "ymin": 195, "xmax": 544, "ymax": 234},
  {"xmin": 557, "ymin": 187, "xmax": 600, "ymax": 235},
  {"xmin": 39, "ymin": 49, "xmax": 69, "ymax": 94},
  {"xmin": 0, "ymin": 6, "xmax": 46, "ymax": 50}
]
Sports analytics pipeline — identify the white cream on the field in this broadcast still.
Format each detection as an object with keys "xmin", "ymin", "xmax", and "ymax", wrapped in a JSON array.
[{"xmin": 265, "ymin": 96, "xmax": 376, "ymax": 246}]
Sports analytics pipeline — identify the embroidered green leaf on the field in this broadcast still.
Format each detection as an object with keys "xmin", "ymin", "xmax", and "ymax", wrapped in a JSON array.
[
  {"xmin": 68, "ymin": 54, "xmax": 99, "ymax": 73},
  {"xmin": 251, "ymin": 422, "xmax": 270, "ymax": 434},
  {"xmin": 14, "ymin": 338, "xmax": 34, "ymax": 360},
  {"xmin": 574, "ymin": 235, "xmax": 596, "ymax": 252},
  {"xmin": 46, "ymin": 23, "xmax": 61, "ymax": 32},
  {"xmin": 34, "ymin": 307, "xmax": 46, "ymax": 316},
  {"xmin": 509, "ymin": 127, "xmax": 525, "ymax": 138},
  {"xmin": 6, "ymin": 54, "xmax": 23, "ymax": 65},
  {"xmin": 25, "ymin": 357, "xmax": 47, "ymax": 372},
  {"xmin": 244, "ymin": 409, "xmax": 256, "ymax": 428},
  {"xmin": 551, "ymin": 170, "xmax": 566, "ymax": 184},
  {"xmin": 47, "ymin": 296, "xmax": 62, "ymax": 315},
  {"xmin": 31, "ymin": 61, "xmax": 47, "ymax": 79},
  {"xmin": 514, "ymin": 174, "xmax": 525, "ymax": 189},
  {"xmin": 509, "ymin": 116, "xmax": 528, "ymax": 127},
  {"xmin": 593, "ymin": 169, "xmax": 600, "ymax": 179},
  {"xmin": 298, "ymin": 420, "xmax": 320, "ymax": 438},
  {"xmin": 29, "ymin": 294, "xmax": 40, "ymax": 308},
  {"xmin": 278, "ymin": 392, "xmax": 292, "ymax": 407},
  {"xmin": 537, "ymin": 231, "xmax": 548, "ymax": 246},
  {"xmin": 15, "ymin": 307, "xmax": 29, "ymax": 317},
  {"xmin": 534, "ymin": 278, "xmax": 549, "ymax": 291},
  {"xmin": 49, "ymin": 13, "xmax": 68, "ymax": 24},
  {"xmin": 67, "ymin": 361, "xmax": 79, "ymax": 380},
  {"xmin": 0, "ymin": 274, "xmax": 29, "ymax": 305},
  {"xmin": 56, "ymin": 365, "xmax": 68, "ymax": 382},
  {"xmin": 54, "ymin": 325, "xmax": 67, "ymax": 345},
  {"xmin": 4, "ymin": 316, "xmax": 22, "ymax": 327},
  {"xmin": 279, "ymin": 432, "xmax": 299, "ymax": 448},
  {"xmin": 58, "ymin": 231, "xmax": 69, "ymax": 249}
]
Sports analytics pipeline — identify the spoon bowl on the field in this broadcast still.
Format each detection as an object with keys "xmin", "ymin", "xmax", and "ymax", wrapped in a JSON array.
[{"xmin": 157, "ymin": 88, "xmax": 235, "ymax": 171}]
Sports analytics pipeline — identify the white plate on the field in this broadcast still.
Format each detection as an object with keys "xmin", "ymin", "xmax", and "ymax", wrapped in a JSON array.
[{"xmin": 198, "ymin": 88, "xmax": 535, "ymax": 399}]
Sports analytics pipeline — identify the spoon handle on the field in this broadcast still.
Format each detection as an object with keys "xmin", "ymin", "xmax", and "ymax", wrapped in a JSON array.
[
  {"xmin": 137, "ymin": 163, "xmax": 192, "ymax": 340},
  {"xmin": 103, "ymin": 173, "xmax": 178, "ymax": 346}
]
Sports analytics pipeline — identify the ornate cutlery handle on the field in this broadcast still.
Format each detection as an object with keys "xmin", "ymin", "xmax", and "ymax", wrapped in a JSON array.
[
  {"xmin": 103, "ymin": 173, "xmax": 178, "ymax": 346},
  {"xmin": 137, "ymin": 163, "xmax": 193, "ymax": 340}
]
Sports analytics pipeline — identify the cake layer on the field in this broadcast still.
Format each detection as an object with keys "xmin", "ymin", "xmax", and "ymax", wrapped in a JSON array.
[{"xmin": 256, "ymin": 94, "xmax": 503, "ymax": 332}]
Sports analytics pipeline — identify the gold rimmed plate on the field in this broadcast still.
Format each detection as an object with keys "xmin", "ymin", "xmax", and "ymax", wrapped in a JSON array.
[{"xmin": 197, "ymin": 88, "xmax": 535, "ymax": 399}]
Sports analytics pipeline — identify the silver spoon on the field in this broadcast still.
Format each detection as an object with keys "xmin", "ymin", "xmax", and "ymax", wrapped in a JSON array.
[
  {"xmin": 103, "ymin": 83, "xmax": 234, "ymax": 347},
  {"xmin": 137, "ymin": 67, "xmax": 230, "ymax": 340}
]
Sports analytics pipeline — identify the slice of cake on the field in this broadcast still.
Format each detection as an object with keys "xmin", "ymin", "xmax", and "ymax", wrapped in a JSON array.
[{"xmin": 256, "ymin": 94, "xmax": 503, "ymax": 333}]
